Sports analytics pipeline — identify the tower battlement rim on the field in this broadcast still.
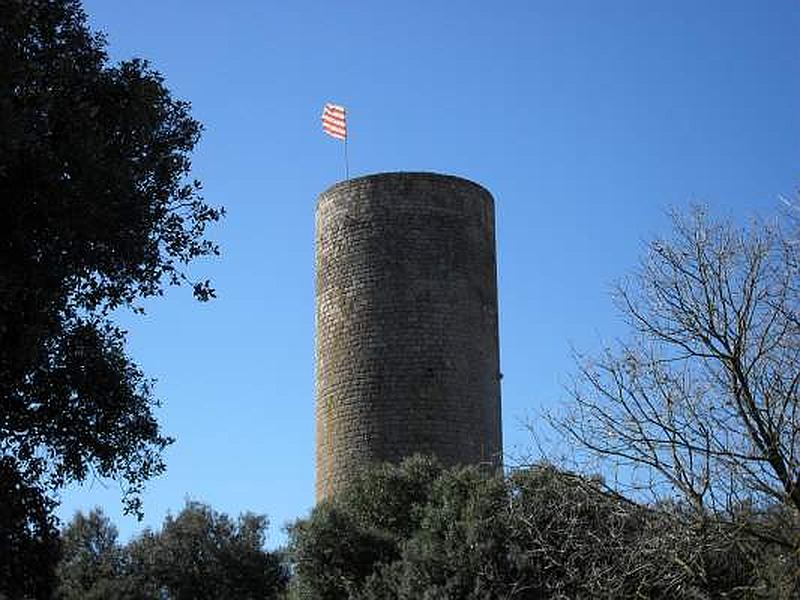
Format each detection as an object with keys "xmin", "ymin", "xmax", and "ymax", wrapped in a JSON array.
[{"xmin": 318, "ymin": 171, "xmax": 493, "ymax": 207}]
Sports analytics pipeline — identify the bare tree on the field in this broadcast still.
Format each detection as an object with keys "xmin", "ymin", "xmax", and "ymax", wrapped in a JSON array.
[{"xmin": 551, "ymin": 208, "xmax": 800, "ymax": 517}]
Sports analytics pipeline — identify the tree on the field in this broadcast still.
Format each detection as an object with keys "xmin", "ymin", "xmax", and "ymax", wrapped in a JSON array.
[
  {"xmin": 56, "ymin": 509, "xmax": 127, "ymax": 600},
  {"xmin": 0, "ymin": 0, "xmax": 221, "ymax": 591},
  {"xmin": 126, "ymin": 502, "xmax": 287, "ymax": 600},
  {"xmin": 287, "ymin": 456, "xmax": 442, "ymax": 599},
  {"xmin": 551, "ymin": 208, "xmax": 800, "ymax": 520},
  {"xmin": 0, "ymin": 456, "xmax": 60, "ymax": 600},
  {"xmin": 287, "ymin": 456, "xmax": 792, "ymax": 599},
  {"xmin": 358, "ymin": 467, "xmax": 764, "ymax": 599},
  {"xmin": 53, "ymin": 504, "xmax": 287, "ymax": 600}
]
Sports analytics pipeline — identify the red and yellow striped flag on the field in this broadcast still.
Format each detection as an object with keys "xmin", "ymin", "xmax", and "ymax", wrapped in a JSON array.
[{"xmin": 321, "ymin": 103, "xmax": 346, "ymax": 140}]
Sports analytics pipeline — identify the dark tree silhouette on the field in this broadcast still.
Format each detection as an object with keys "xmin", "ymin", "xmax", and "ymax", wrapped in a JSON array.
[
  {"xmin": 0, "ymin": 456, "xmax": 61, "ymax": 600},
  {"xmin": 0, "ymin": 0, "xmax": 222, "ymax": 594}
]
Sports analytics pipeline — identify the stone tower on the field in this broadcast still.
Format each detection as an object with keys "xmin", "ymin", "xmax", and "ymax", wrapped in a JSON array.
[{"xmin": 315, "ymin": 172, "xmax": 502, "ymax": 499}]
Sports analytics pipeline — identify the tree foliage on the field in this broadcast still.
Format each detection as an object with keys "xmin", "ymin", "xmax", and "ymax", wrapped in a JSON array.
[
  {"xmin": 287, "ymin": 457, "xmax": 441, "ymax": 599},
  {"xmin": 0, "ymin": 456, "xmax": 60, "ymax": 600},
  {"xmin": 287, "ymin": 456, "xmax": 799, "ymax": 599},
  {"xmin": 56, "ymin": 508, "xmax": 127, "ymax": 600},
  {"xmin": 134, "ymin": 501, "xmax": 286, "ymax": 600},
  {"xmin": 551, "ymin": 208, "xmax": 800, "ymax": 518},
  {"xmin": 1, "ymin": 0, "xmax": 221, "ymax": 592},
  {"xmin": 55, "ymin": 503, "xmax": 287, "ymax": 600}
]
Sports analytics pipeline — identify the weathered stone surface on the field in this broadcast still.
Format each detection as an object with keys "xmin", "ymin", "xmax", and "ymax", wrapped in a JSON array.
[{"xmin": 315, "ymin": 172, "xmax": 502, "ymax": 500}]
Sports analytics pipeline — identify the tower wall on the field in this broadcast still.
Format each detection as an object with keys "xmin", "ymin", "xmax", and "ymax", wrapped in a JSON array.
[{"xmin": 315, "ymin": 172, "xmax": 502, "ymax": 499}]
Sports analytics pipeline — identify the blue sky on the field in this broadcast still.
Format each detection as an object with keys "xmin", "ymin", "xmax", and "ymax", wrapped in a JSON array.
[{"xmin": 60, "ymin": 0, "xmax": 800, "ymax": 546}]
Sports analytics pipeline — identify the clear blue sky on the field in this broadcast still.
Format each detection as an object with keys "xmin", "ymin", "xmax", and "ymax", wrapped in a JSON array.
[{"xmin": 60, "ymin": 0, "xmax": 800, "ymax": 546}]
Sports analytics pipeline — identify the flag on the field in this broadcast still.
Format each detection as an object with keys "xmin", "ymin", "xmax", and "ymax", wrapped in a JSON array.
[{"xmin": 321, "ymin": 103, "xmax": 346, "ymax": 140}]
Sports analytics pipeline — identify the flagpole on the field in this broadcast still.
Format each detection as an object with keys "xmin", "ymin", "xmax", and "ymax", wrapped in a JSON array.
[{"xmin": 344, "ymin": 135, "xmax": 350, "ymax": 181}]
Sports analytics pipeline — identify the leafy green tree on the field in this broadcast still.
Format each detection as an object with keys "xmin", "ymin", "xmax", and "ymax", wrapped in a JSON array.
[
  {"xmin": 288, "ymin": 457, "xmax": 798, "ymax": 599},
  {"xmin": 128, "ymin": 501, "xmax": 287, "ymax": 600},
  {"xmin": 360, "ymin": 466, "xmax": 510, "ymax": 599},
  {"xmin": 53, "ymin": 503, "xmax": 287, "ymax": 600},
  {"xmin": 287, "ymin": 504, "xmax": 398, "ymax": 600},
  {"xmin": 286, "ymin": 455, "xmax": 442, "ymax": 599},
  {"xmin": 0, "ymin": 0, "xmax": 221, "ymax": 593},
  {"xmin": 56, "ymin": 509, "xmax": 127, "ymax": 600}
]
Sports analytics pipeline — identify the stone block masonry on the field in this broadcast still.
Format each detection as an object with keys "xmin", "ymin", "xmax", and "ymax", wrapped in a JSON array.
[{"xmin": 315, "ymin": 172, "xmax": 502, "ymax": 500}]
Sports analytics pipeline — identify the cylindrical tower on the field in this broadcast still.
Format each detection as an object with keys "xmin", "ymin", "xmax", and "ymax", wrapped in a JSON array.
[{"xmin": 315, "ymin": 172, "xmax": 502, "ymax": 499}]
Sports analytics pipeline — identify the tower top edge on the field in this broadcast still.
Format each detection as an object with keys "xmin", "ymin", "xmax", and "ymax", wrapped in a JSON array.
[{"xmin": 318, "ymin": 171, "xmax": 493, "ymax": 201}]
